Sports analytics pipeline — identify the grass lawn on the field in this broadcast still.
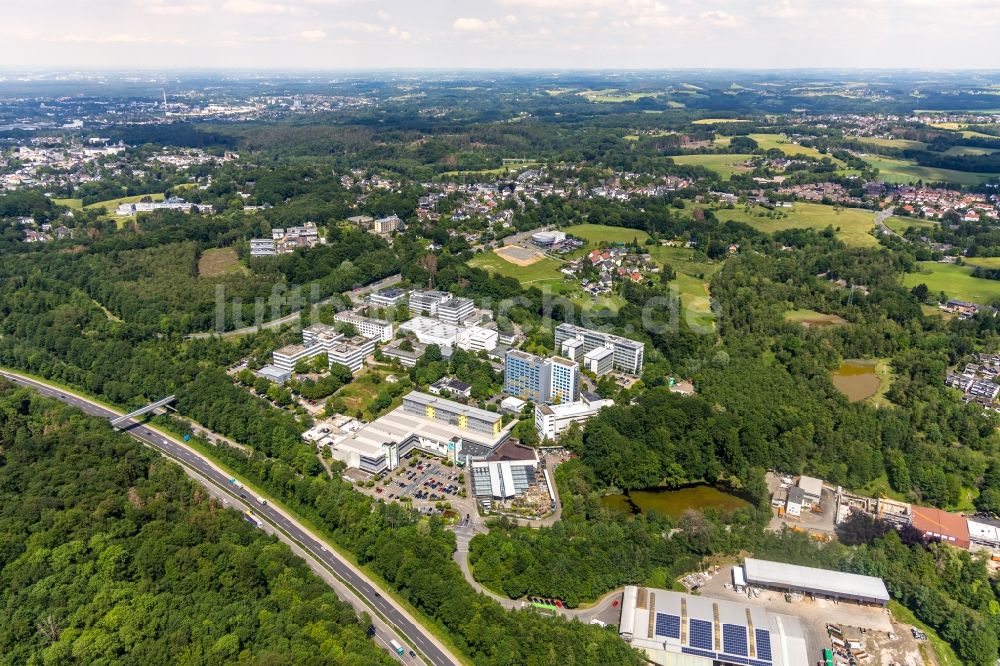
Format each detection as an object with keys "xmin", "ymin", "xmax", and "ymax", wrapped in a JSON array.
[
  {"xmin": 198, "ymin": 247, "xmax": 248, "ymax": 278},
  {"xmin": 903, "ymin": 261, "xmax": 1000, "ymax": 305},
  {"xmin": 856, "ymin": 136, "xmax": 927, "ymax": 151},
  {"xmin": 964, "ymin": 256, "xmax": 1000, "ymax": 269},
  {"xmin": 563, "ymin": 223, "xmax": 650, "ymax": 246},
  {"xmin": 748, "ymin": 133, "xmax": 844, "ymax": 164},
  {"xmin": 674, "ymin": 272, "xmax": 715, "ymax": 330},
  {"xmin": 83, "ymin": 192, "xmax": 165, "ymax": 212},
  {"xmin": 670, "ymin": 153, "xmax": 755, "ymax": 179},
  {"xmin": 714, "ymin": 202, "xmax": 878, "ymax": 248},
  {"xmin": 469, "ymin": 250, "xmax": 567, "ymax": 287},
  {"xmin": 888, "ymin": 601, "xmax": 962, "ymax": 666},
  {"xmin": 54, "ymin": 197, "xmax": 83, "ymax": 210},
  {"xmin": 884, "ymin": 216, "xmax": 938, "ymax": 234},
  {"xmin": 331, "ymin": 367, "xmax": 396, "ymax": 419},
  {"xmin": 862, "ymin": 156, "xmax": 993, "ymax": 185}
]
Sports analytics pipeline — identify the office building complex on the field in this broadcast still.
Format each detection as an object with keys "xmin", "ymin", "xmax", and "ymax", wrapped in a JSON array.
[
  {"xmin": 369, "ymin": 287, "xmax": 410, "ymax": 308},
  {"xmin": 555, "ymin": 322, "xmax": 644, "ymax": 376},
  {"xmin": 334, "ymin": 310, "xmax": 393, "ymax": 342}
]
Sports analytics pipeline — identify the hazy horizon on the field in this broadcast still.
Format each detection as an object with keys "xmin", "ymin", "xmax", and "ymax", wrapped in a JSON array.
[{"xmin": 2, "ymin": 0, "xmax": 999, "ymax": 70}]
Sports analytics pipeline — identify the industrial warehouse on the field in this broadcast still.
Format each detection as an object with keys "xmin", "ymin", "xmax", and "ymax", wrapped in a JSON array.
[
  {"xmin": 618, "ymin": 585, "xmax": 810, "ymax": 666},
  {"xmin": 741, "ymin": 558, "xmax": 890, "ymax": 606}
]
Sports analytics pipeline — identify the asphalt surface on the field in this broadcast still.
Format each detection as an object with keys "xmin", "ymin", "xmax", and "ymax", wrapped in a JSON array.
[{"xmin": 0, "ymin": 370, "xmax": 457, "ymax": 666}]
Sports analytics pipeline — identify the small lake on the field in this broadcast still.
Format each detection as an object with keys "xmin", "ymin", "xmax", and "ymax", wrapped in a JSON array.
[
  {"xmin": 831, "ymin": 359, "xmax": 880, "ymax": 402},
  {"xmin": 601, "ymin": 484, "xmax": 750, "ymax": 518}
]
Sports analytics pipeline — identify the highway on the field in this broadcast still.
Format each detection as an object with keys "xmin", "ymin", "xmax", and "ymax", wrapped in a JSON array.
[{"xmin": 0, "ymin": 369, "xmax": 459, "ymax": 666}]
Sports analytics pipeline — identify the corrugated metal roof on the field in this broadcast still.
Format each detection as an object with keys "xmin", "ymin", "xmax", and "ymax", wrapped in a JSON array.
[{"xmin": 743, "ymin": 558, "xmax": 889, "ymax": 603}]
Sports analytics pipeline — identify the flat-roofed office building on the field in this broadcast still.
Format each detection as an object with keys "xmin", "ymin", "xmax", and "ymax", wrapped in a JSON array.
[{"xmin": 555, "ymin": 322, "xmax": 644, "ymax": 375}]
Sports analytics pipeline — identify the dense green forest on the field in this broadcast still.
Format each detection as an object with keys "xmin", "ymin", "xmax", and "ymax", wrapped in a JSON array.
[{"xmin": 0, "ymin": 383, "xmax": 390, "ymax": 665}]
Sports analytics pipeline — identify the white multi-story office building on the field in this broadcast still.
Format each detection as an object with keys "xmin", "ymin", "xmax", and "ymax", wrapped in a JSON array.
[
  {"xmin": 535, "ymin": 393, "xmax": 614, "ymax": 440},
  {"xmin": 504, "ymin": 350, "xmax": 579, "ymax": 404},
  {"xmin": 369, "ymin": 287, "xmax": 410, "ymax": 308},
  {"xmin": 334, "ymin": 311, "xmax": 393, "ymax": 342},
  {"xmin": 400, "ymin": 316, "xmax": 461, "ymax": 348},
  {"xmin": 583, "ymin": 346, "xmax": 614, "ymax": 376},
  {"xmin": 250, "ymin": 238, "xmax": 277, "ymax": 257},
  {"xmin": 408, "ymin": 290, "xmax": 452, "ymax": 317},
  {"xmin": 438, "ymin": 297, "xmax": 475, "ymax": 325},
  {"xmin": 456, "ymin": 326, "xmax": 498, "ymax": 353},
  {"xmin": 273, "ymin": 344, "xmax": 323, "ymax": 372},
  {"xmin": 327, "ymin": 335, "xmax": 377, "ymax": 372},
  {"xmin": 555, "ymin": 322, "xmax": 644, "ymax": 376}
]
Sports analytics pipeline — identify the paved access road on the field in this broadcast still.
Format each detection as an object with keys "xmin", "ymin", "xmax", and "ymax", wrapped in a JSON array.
[{"xmin": 0, "ymin": 369, "xmax": 459, "ymax": 666}]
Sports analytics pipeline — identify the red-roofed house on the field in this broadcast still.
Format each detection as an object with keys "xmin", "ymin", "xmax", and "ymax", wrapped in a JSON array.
[{"xmin": 911, "ymin": 506, "xmax": 970, "ymax": 549}]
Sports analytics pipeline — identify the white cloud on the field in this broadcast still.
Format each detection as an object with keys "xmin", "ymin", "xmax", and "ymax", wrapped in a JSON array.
[
  {"xmin": 387, "ymin": 25, "xmax": 411, "ymax": 40},
  {"xmin": 300, "ymin": 29, "xmax": 327, "ymax": 41},
  {"xmin": 699, "ymin": 10, "xmax": 742, "ymax": 27},
  {"xmin": 222, "ymin": 0, "xmax": 292, "ymax": 14},
  {"xmin": 453, "ymin": 17, "xmax": 501, "ymax": 33},
  {"xmin": 141, "ymin": 1, "xmax": 209, "ymax": 16},
  {"xmin": 758, "ymin": 0, "xmax": 803, "ymax": 19},
  {"xmin": 376, "ymin": 8, "xmax": 391, "ymax": 21}
]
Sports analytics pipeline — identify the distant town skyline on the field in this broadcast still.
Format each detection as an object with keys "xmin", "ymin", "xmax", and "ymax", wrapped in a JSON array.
[{"xmin": 1, "ymin": 0, "xmax": 999, "ymax": 70}]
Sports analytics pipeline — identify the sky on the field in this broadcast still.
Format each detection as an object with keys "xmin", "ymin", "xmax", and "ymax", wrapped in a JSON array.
[{"xmin": 1, "ymin": 0, "xmax": 1000, "ymax": 70}]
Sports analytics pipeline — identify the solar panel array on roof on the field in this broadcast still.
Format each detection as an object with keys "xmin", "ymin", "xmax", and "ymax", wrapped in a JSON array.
[
  {"xmin": 654, "ymin": 613, "xmax": 680, "ymax": 639},
  {"xmin": 681, "ymin": 648, "xmax": 771, "ymax": 666},
  {"xmin": 689, "ymin": 618, "xmax": 713, "ymax": 650},
  {"xmin": 723, "ymin": 623, "xmax": 748, "ymax": 657},
  {"xmin": 755, "ymin": 629, "xmax": 772, "ymax": 662}
]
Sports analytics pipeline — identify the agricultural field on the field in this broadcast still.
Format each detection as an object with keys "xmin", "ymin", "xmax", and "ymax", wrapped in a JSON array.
[
  {"xmin": 714, "ymin": 202, "xmax": 879, "ymax": 247},
  {"xmin": 577, "ymin": 89, "xmax": 659, "ymax": 103},
  {"xmin": 856, "ymin": 136, "xmax": 927, "ymax": 151},
  {"xmin": 940, "ymin": 145, "xmax": 998, "ymax": 156},
  {"xmin": 861, "ymin": 156, "xmax": 993, "ymax": 185},
  {"xmin": 963, "ymin": 256, "xmax": 1000, "ymax": 269},
  {"xmin": 884, "ymin": 216, "xmax": 938, "ymax": 233},
  {"xmin": 670, "ymin": 153, "xmax": 754, "ymax": 178},
  {"xmin": 692, "ymin": 118, "xmax": 748, "ymax": 124},
  {"xmin": 198, "ymin": 247, "xmax": 248, "ymax": 278},
  {"xmin": 748, "ymin": 133, "xmax": 843, "ymax": 163},
  {"xmin": 903, "ymin": 261, "xmax": 1000, "ymax": 305}
]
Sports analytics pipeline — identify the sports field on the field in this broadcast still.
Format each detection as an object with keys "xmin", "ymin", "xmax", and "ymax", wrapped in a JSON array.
[
  {"xmin": 715, "ymin": 202, "xmax": 878, "ymax": 247},
  {"xmin": 863, "ymin": 156, "xmax": 993, "ymax": 185},
  {"xmin": 469, "ymin": 250, "xmax": 566, "ymax": 287},
  {"xmin": 903, "ymin": 262, "xmax": 1000, "ymax": 305},
  {"xmin": 670, "ymin": 153, "xmax": 754, "ymax": 179}
]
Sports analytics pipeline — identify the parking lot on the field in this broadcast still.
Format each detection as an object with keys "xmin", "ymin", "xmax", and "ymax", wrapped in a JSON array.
[{"xmin": 351, "ymin": 451, "xmax": 480, "ymax": 522}]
